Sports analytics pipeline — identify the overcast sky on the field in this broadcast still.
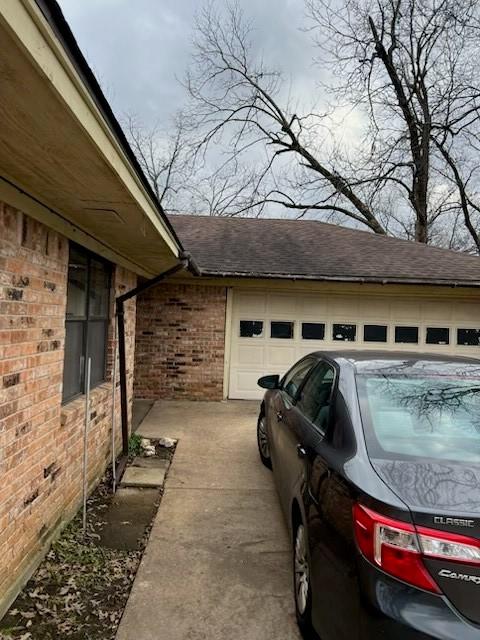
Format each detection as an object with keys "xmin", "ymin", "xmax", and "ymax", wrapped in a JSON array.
[{"xmin": 58, "ymin": 0, "xmax": 315, "ymax": 129}]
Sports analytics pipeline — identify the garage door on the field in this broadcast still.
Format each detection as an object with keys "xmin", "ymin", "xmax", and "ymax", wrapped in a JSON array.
[{"xmin": 227, "ymin": 289, "xmax": 480, "ymax": 400}]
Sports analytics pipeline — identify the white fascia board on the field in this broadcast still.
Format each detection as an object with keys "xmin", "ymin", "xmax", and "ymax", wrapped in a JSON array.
[{"xmin": 0, "ymin": 0, "xmax": 181, "ymax": 259}]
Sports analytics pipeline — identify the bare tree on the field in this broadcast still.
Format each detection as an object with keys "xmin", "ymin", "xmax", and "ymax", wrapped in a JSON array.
[
  {"xmin": 179, "ymin": 0, "xmax": 480, "ymax": 251},
  {"xmin": 123, "ymin": 113, "xmax": 257, "ymax": 217},
  {"xmin": 123, "ymin": 114, "xmax": 189, "ymax": 211}
]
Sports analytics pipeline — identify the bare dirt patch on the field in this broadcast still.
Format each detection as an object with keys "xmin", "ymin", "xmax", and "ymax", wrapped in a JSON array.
[{"xmin": 0, "ymin": 439, "xmax": 175, "ymax": 640}]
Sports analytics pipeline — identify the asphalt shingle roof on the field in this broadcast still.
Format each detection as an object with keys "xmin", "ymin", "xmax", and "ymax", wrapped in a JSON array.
[{"xmin": 169, "ymin": 214, "xmax": 480, "ymax": 287}]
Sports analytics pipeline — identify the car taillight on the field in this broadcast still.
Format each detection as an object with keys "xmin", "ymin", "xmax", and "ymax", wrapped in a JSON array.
[
  {"xmin": 417, "ymin": 526, "xmax": 480, "ymax": 565},
  {"xmin": 353, "ymin": 504, "xmax": 440, "ymax": 593}
]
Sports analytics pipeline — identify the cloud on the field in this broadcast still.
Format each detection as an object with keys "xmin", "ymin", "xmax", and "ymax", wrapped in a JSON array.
[{"xmin": 58, "ymin": 0, "xmax": 316, "ymax": 126}]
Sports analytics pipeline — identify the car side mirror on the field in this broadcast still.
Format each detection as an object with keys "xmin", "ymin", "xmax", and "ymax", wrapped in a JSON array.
[{"xmin": 257, "ymin": 374, "xmax": 280, "ymax": 390}]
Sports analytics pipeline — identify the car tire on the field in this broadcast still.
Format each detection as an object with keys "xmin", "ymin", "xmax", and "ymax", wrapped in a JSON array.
[
  {"xmin": 293, "ymin": 519, "xmax": 316, "ymax": 639},
  {"xmin": 257, "ymin": 412, "xmax": 272, "ymax": 469}
]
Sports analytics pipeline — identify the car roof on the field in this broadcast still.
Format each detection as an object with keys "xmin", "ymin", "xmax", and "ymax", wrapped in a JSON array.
[{"xmin": 310, "ymin": 349, "xmax": 480, "ymax": 367}]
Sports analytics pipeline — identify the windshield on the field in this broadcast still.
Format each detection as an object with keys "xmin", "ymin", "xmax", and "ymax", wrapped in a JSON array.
[{"xmin": 357, "ymin": 367, "xmax": 480, "ymax": 463}]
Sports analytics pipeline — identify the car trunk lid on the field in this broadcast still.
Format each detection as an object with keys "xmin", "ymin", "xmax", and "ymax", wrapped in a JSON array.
[{"xmin": 371, "ymin": 458, "xmax": 480, "ymax": 624}]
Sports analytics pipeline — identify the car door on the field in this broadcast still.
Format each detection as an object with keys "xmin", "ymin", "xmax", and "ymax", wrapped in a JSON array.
[
  {"xmin": 297, "ymin": 364, "xmax": 359, "ymax": 640},
  {"xmin": 283, "ymin": 361, "xmax": 337, "ymax": 525},
  {"xmin": 269, "ymin": 356, "xmax": 318, "ymax": 515}
]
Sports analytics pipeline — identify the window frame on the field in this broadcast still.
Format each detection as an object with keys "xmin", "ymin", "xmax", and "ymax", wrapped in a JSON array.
[
  {"xmin": 394, "ymin": 325, "xmax": 419, "ymax": 344},
  {"xmin": 63, "ymin": 243, "xmax": 112, "ymax": 404},
  {"xmin": 301, "ymin": 322, "xmax": 326, "ymax": 341},
  {"xmin": 363, "ymin": 324, "xmax": 388, "ymax": 343},
  {"xmin": 295, "ymin": 359, "xmax": 338, "ymax": 437},
  {"xmin": 239, "ymin": 319, "xmax": 264, "ymax": 338},
  {"xmin": 457, "ymin": 327, "xmax": 480, "ymax": 347},
  {"xmin": 332, "ymin": 323, "xmax": 357, "ymax": 342},
  {"xmin": 425, "ymin": 326, "xmax": 450, "ymax": 346},
  {"xmin": 280, "ymin": 355, "xmax": 318, "ymax": 401},
  {"xmin": 270, "ymin": 320, "xmax": 294, "ymax": 339}
]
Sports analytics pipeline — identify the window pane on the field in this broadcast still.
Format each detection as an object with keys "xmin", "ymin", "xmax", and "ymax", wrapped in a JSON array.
[
  {"xmin": 457, "ymin": 328, "xmax": 480, "ymax": 346},
  {"xmin": 302, "ymin": 322, "xmax": 325, "ymax": 340},
  {"xmin": 426, "ymin": 327, "xmax": 449, "ymax": 345},
  {"xmin": 282, "ymin": 357, "xmax": 316, "ymax": 399},
  {"xmin": 240, "ymin": 320, "xmax": 263, "ymax": 338},
  {"xmin": 395, "ymin": 326, "xmax": 418, "ymax": 344},
  {"xmin": 364, "ymin": 325, "xmax": 387, "ymax": 343},
  {"xmin": 63, "ymin": 321, "xmax": 84, "ymax": 401},
  {"xmin": 271, "ymin": 321, "xmax": 294, "ymax": 339},
  {"xmin": 333, "ymin": 324, "xmax": 356, "ymax": 342},
  {"xmin": 358, "ymin": 368, "xmax": 480, "ymax": 463},
  {"xmin": 66, "ymin": 247, "xmax": 87, "ymax": 319},
  {"xmin": 86, "ymin": 321, "xmax": 107, "ymax": 387},
  {"xmin": 89, "ymin": 259, "xmax": 110, "ymax": 318},
  {"xmin": 297, "ymin": 363, "xmax": 335, "ymax": 433}
]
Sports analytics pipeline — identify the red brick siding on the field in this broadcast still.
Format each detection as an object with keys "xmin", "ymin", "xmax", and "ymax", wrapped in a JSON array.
[
  {"xmin": 134, "ymin": 283, "xmax": 226, "ymax": 400},
  {"xmin": 0, "ymin": 204, "xmax": 136, "ymax": 614}
]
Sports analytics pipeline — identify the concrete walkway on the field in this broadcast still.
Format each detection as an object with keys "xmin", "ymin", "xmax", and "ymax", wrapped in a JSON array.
[{"xmin": 116, "ymin": 400, "xmax": 301, "ymax": 640}]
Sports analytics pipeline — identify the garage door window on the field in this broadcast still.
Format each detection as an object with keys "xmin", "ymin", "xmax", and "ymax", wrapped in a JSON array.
[
  {"xmin": 302, "ymin": 322, "xmax": 325, "ymax": 340},
  {"xmin": 239, "ymin": 320, "xmax": 263, "ymax": 338},
  {"xmin": 457, "ymin": 329, "xmax": 480, "ymax": 346},
  {"xmin": 426, "ymin": 327, "xmax": 450, "ymax": 345},
  {"xmin": 395, "ymin": 326, "xmax": 418, "ymax": 344},
  {"xmin": 364, "ymin": 325, "xmax": 388, "ymax": 343},
  {"xmin": 271, "ymin": 321, "xmax": 294, "ymax": 339},
  {"xmin": 333, "ymin": 324, "xmax": 356, "ymax": 342}
]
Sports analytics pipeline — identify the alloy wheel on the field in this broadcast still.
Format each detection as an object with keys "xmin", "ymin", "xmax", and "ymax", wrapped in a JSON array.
[
  {"xmin": 258, "ymin": 416, "xmax": 270, "ymax": 459},
  {"xmin": 294, "ymin": 524, "xmax": 310, "ymax": 616}
]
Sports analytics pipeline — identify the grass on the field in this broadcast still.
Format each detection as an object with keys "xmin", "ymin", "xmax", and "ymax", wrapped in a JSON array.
[{"xmin": 127, "ymin": 433, "xmax": 142, "ymax": 457}]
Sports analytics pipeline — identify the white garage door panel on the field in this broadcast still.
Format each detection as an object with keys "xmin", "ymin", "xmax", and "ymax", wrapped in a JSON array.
[
  {"xmin": 227, "ymin": 289, "xmax": 480, "ymax": 400},
  {"xmin": 267, "ymin": 345, "xmax": 296, "ymax": 366},
  {"xmin": 236, "ymin": 292, "xmax": 266, "ymax": 313},
  {"xmin": 236, "ymin": 344, "xmax": 265, "ymax": 365},
  {"xmin": 454, "ymin": 303, "xmax": 478, "ymax": 321},
  {"xmin": 298, "ymin": 297, "xmax": 327, "ymax": 316},
  {"xmin": 269, "ymin": 293, "xmax": 297, "ymax": 314}
]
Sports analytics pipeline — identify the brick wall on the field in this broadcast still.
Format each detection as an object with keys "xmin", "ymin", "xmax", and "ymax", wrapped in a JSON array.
[
  {"xmin": 0, "ymin": 203, "xmax": 136, "ymax": 616},
  {"xmin": 134, "ymin": 283, "xmax": 227, "ymax": 400}
]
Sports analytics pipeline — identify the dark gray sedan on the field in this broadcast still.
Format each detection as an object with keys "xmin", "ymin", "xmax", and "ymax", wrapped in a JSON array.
[{"xmin": 257, "ymin": 351, "xmax": 480, "ymax": 640}]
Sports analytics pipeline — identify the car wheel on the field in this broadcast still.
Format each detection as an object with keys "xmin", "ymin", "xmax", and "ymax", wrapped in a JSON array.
[
  {"xmin": 293, "ymin": 521, "xmax": 315, "ymax": 638},
  {"xmin": 257, "ymin": 413, "xmax": 272, "ymax": 469}
]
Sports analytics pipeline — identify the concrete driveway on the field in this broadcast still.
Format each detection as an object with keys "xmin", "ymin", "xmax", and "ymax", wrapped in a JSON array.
[{"xmin": 116, "ymin": 400, "xmax": 301, "ymax": 640}]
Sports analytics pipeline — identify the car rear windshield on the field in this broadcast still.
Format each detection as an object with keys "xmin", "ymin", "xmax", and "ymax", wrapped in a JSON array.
[{"xmin": 356, "ymin": 362, "xmax": 480, "ymax": 463}]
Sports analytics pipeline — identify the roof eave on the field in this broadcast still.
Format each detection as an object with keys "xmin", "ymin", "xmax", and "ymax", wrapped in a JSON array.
[
  {"xmin": 194, "ymin": 269, "xmax": 480, "ymax": 288},
  {"xmin": 31, "ymin": 0, "xmax": 184, "ymax": 255}
]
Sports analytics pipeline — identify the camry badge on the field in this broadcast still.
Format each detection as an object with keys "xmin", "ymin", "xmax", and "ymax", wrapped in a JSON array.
[
  {"xmin": 439, "ymin": 569, "xmax": 480, "ymax": 585},
  {"xmin": 433, "ymin": 516, "xmax": 475, "ymax": 528}
]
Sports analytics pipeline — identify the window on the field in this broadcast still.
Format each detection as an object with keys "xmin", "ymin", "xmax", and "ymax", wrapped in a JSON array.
[
  {"xmin": 271, "ymin": 321, "xmax": 294, "ymax": 339},
  {"xmin": 63, "ymin": 245, "xmax": 111, "ymax": 402},
  {"xmin": 302, "ymin": 322, "xmax": 325, "ymax": 340},
  {"xmin": 297, "ymin": 362, "xmax": 335, "ymax": 433},
  {"xmin": 395, "ymin": 326, "xmax": 418, "ymax": 344},
  {"xmin": 357, "ymin": 365, "xmax": 480, "ymax": 463},
  {"xmin": 282, "ymin": 357, "xmax": 316, "ymax": 400},
  {"xmin": 333, "ymin": 324, "xmax": 356, "ymax": 342},
  {"xmin": 457, "ymin": 328, "xmax": 480, "ymax": 346},
  {"xmin": 240, "ymin": 320, "xmax": 263, "ymax": 338},
  {"xmin": 364, "ymin": 325, "xmax": 388, "ymax": 343},
  {"xmin": 426, "ymin": 327, "xmax": 450, "ymax": 345}
]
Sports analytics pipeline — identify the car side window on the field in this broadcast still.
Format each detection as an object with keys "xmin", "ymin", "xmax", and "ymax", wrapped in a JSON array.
[
  {"xmin": 282, "ymin": 358, "xmax": 316, "ymax": 400},
  {"xmin": 296, "ymin": 362, "xmax": 335, "ymax": 434}
]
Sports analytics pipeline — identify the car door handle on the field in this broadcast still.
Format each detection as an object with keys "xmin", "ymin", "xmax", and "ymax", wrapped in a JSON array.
[
  {"xmin": 276, "ymin": 411, "xmax": 284, "ymax": 422},
  {"xmin": 297, "ymin": 444, "xmax": 307, "ymax": 459}
]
